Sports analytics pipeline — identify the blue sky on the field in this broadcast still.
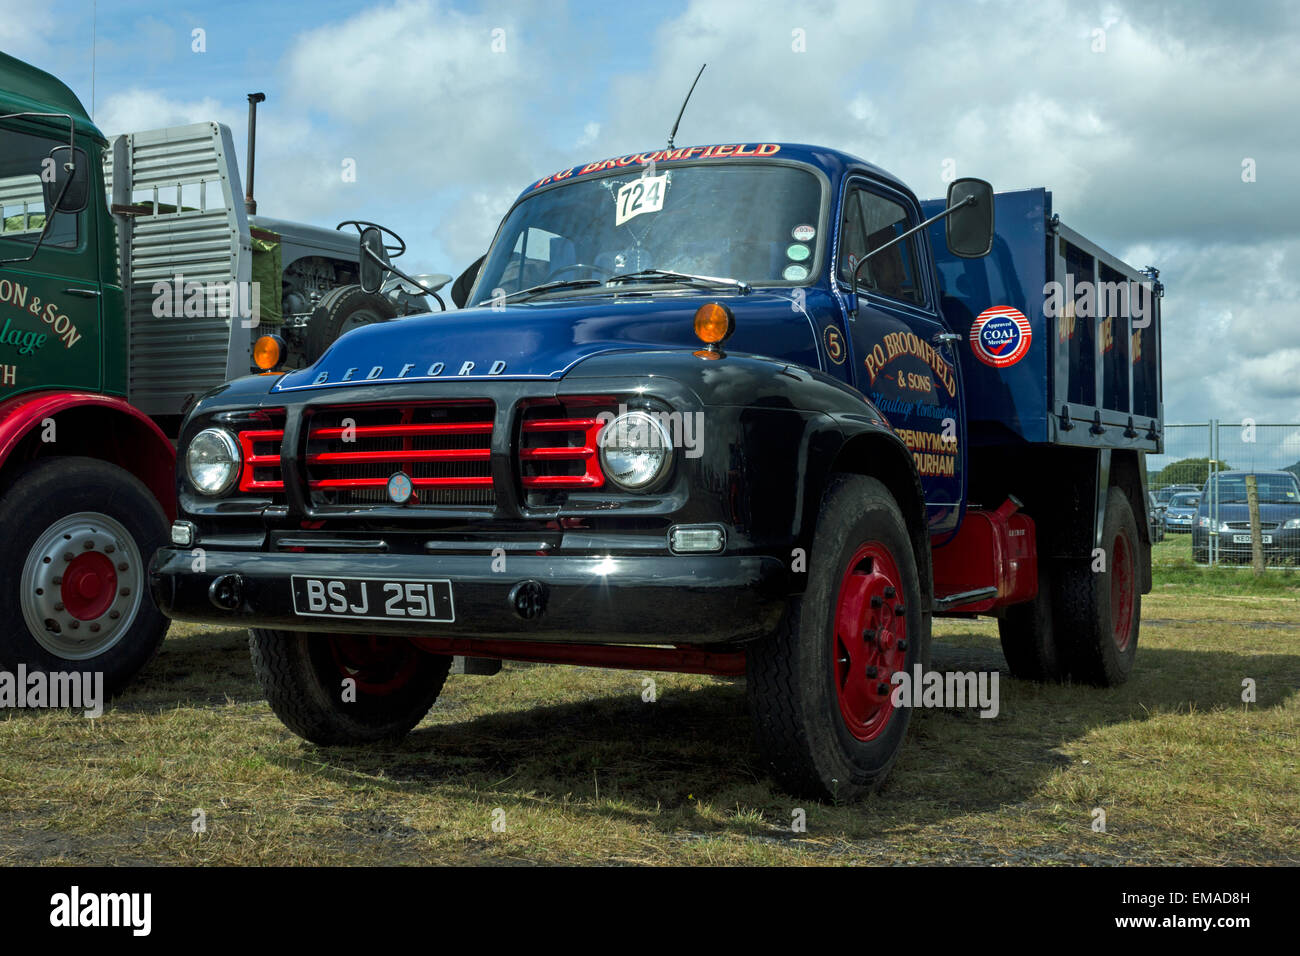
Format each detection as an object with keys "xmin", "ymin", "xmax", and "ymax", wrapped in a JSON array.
[{"xmin": 6, "ymin": 0, "xmax": 1300, "ymax": 455}]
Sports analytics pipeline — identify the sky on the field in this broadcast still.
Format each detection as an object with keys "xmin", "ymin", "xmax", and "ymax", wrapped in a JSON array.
[{"xmin": 4, "ymin": 0, "xmax": 1299, "ymax": 462}]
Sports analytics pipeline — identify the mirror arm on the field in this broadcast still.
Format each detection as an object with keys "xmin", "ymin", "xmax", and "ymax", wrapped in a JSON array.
[
  {"xmin": 849, "ymin": 195, "xmax": 973, "ymax": 314},
  {"xmin": 362, "ymin": 244, "xmax": 446, "ymax": 302},
  {"xmin": 0, "ymin": 112, "xmax": 77, "ymax": 266}
]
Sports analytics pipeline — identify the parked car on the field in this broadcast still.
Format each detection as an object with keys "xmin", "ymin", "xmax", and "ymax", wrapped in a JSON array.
[
  {"xmin": 1148, "ymin": 499, "xmax": 1166, "ymax": 542},
  {"xmin": 1163, "ymin": 491, "xmax": 1200, "ymax": 533},
  {"xmin": 1193, "ymin": 471, "xmax": 1300, "ymax": 562},
  {"xmin": 1153, "ymin": 483, "xmax": 1199, "ymax": 510}
]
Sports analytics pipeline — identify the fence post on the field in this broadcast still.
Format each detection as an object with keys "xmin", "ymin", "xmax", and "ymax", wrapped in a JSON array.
[
  {"xmin": 1245, "ymin": 474, "xmax": 1265, "ymax": 575},
  {"xmin": 1208, "ymin": 419, "xmax": 1218, "ymax": 566}
]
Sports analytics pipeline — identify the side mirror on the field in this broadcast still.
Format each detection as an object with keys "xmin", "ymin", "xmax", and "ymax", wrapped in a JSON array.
[
  {"xmin": 945, "ymin": 177, "xmax": 994, "ymax": 259},
  {"xmin": 358, "ymin": 226, "xmax": 390, "ymax": 293},
  {"xmin": 451, "ymin": 253, "xmax": 485, "ymax": 309},
  {"xmin": 42, "ymin": 146, "xmax": 89, "ymax": 214}
]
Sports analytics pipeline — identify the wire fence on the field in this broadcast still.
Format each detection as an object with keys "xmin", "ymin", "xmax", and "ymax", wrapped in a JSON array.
[{"xmin": 1146, "ymin": 422, "xmax": 1300, "ymax": 567}]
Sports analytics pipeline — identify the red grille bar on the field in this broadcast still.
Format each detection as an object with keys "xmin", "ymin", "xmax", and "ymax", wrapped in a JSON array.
[
  {"xmin": 235, "ymin": 399, "xmax": 612, "ymax": 501},
  {"xmin": 237, "ymin": 421, "xmax": 286, "ymax": 492},
  {"xmin": 520, "ymin": 414, "xmax": 605, "ymax": 489}
]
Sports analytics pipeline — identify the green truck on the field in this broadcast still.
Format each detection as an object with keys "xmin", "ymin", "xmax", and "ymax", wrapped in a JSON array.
[{"xmin": 0, "ymin": 53, "xmax": 432, "ymax": 693}]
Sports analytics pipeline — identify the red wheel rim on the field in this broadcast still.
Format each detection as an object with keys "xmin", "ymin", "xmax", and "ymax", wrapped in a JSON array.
[
  {"xmin": 1110, "ymin": 530, "xmax": 1135, "ymax": 652},
  {"xmin": 60, "ymin": 551, "xmax": 119, "ymax": 621},
  {"xmin": 329, "ymin": 636, "xmax": 422, "ymax": 696},
  {"xmin": 833, "ymin": 542, "xmax": 908, "ymax": 741}
]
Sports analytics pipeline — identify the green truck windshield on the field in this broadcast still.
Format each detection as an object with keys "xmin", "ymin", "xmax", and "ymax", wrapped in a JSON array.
[{"xmin": 469, "ymin": 163, "xmax": 823, "ymax": 305}]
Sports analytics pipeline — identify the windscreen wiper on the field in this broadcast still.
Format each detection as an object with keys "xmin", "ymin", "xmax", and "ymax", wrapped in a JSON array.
[
  {"xmin": 484, "ymin": 278, "xmax": 602, "ymax": 305},
  {"xmin": 605, "ymin": 269, "xmax": 752, "ymax": 295}
]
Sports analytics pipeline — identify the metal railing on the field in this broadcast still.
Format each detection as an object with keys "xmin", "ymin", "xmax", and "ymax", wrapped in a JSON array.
[{"xmin": 1147, "ymin": 422, "xmax": 1300, "ymax": 567}]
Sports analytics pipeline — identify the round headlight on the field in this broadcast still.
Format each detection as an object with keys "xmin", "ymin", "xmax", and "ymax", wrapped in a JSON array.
[
  {"xmin": 186, "ymin": 428, "xmax": 241, "ymax": 496},
  {"xmin": 598, "ymin": 411, "xmax": 674, "ymax": 491}
]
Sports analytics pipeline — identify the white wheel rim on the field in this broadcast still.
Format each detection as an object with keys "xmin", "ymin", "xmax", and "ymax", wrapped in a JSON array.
[{"xmin": 20, "ymin": 511, "xmax": 144, "ymax": 660}]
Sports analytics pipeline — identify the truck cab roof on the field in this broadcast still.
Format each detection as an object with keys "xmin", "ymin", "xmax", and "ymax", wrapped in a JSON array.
[
  {"xmin": 521, "ymin": 142, "xmax": 909, "ymax": 203},
  {"xmin": 0, "ymin": 52, "xmax": 104, "ymax": 142}
]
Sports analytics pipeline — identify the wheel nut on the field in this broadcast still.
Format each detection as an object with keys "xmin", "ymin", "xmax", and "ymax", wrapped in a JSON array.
[
  {"xmin": 63, "ymin": 552, "xmax": 74, "ymax": 562},
  {"xmin": 52, "ymin": 576, "xmax": 62, "ymax": 585},
  {"xmin": 89, "ymin": 623, "xmax": 100, "ymax": 632},
  {"xmin": 862, "ymin": 628, "xmax": 877, "ymax": 642},
  {"xmin": 109, "ymin": 610, "xmax": 120, "ymax": 620},
  {"xmin": 867, "ymin": 665, "xmax": 878, "ymax": 678},
  {"xmin": 119, "ymin": 587, "xmax": 130, "ymax": 596},
  {"xmin": 69, "ymin": 620, "xmax": 80, "ymax": 629},
  {"xmin": 876, "ymin": 682, "xmax": 889, "ymax": 695},
  {"xmin": 105, "ymin": 545, "xmax": 115, "ymax": 554},
  {"xmin": 870, "ymin": 595, "xmax": 883, "ymax": 609},
  {"xmin": 894, "ymin": 603, "xmax": 906, "ymax": 614},
  {"xmin": 884, "ymin": 586, "xmax": 896, "ymax": 599},
  {"xmin": 54, "ymin": 602, "xmax": 64, "ymax": 612},
  {"xmin": 83, "ymin": 540, "xmax": 94, "ymax": 550},
  {"xmin": 897, "ymin": 639, "xmax": 909, "ymax": 652},
  {"xmin": 117, "ymin": 562, "xmax": 128, "ymax": 572}
]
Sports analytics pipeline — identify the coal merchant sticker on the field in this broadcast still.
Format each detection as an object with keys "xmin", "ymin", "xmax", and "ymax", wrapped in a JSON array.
[{"xmin": 969, "ymin": 306, "xmax": 1032, "ymax": 368}]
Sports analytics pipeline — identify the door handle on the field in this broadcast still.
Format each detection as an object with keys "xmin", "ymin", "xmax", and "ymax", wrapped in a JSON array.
[
  {"xmin": 932, "ymin": 331, "xmax": 960, "ymax": 346},
  {"xmin": 63, "ymin": 288, "xmax": 101, "ymax": 298}
]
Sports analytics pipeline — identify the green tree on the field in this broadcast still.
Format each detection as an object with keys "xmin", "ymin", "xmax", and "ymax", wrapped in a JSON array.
[{"xmin": 1152, "ymin": 457, "xmax": 1232, "ymax": 489}]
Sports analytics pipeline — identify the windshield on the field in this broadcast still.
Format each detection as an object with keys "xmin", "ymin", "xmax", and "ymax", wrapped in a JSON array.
[
  {"xmin": 1169, "ymin": 493, "xmax": 1199, "ymax": 509},
  {"xmin": 469, "ymin": 162, "xmax": 824, "ymax": 306},
  {"xmin": 1206, "ymin": 475, "xmax": 1300, "ymax": 505}
]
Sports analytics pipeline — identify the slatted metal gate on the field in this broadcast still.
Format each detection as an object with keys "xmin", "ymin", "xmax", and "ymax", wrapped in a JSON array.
[{"xmin": 104, "ymin": 122, "xmax": 252, "ymax": 417}]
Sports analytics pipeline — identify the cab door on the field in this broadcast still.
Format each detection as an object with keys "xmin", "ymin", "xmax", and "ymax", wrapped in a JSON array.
[
  {"xmin": 836, "ymin": 176, "xmax": 966, "ymax": 537},
  {"xmin": 0, "ymin": 120, "xmax": 102, "ymax": 400}
]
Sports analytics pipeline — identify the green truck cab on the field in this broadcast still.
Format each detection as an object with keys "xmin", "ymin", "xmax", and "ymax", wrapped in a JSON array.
[
  {"xmin": 0, "ymin": 54, "xmax": 172, "ymax": 692},
  {"xmin": 0, "ymin": 53, "xmax": 430, "ymax": 693}
]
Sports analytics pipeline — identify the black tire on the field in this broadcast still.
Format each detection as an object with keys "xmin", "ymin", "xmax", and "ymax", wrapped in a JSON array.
[
  {"xmin": 249, "ymin": 629, "xmax": 451, "ymax": 745},
  {"xmin": 998, "ymin": 560, "xmax": 1064, "ymax": 682},
  {"xmin": 0, "ymin": 457, "xmax": 169, "ymax": 696},
  {"xmin": 1052, "ymin": 488, "xmax": 1142, "ymax": 686},
  {"xmin": 1193, "ymin": 548, "xmax": 1208, "ymax": 564},
  {"xmin": 747, "ymin": 474, "xmax": 927, "ymax": 801},
  {"xmin": 303, "ymin": 285, "xmax": 399, "ymax": 365}
]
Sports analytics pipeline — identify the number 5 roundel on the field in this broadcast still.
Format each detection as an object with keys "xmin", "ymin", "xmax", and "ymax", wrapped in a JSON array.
[{"xmin": 969, "ymin": 306, "xmax": 1032, "ymax": 368}]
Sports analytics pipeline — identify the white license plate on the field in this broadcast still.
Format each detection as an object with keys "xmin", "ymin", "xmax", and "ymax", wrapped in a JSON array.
[
  {"xmin": 1231, "ymin": 534, "xmax": 1273, "ymax": 544},
  {"xmin": 291, "ymin": 575, "xmax": 455, "ymax": 622}
]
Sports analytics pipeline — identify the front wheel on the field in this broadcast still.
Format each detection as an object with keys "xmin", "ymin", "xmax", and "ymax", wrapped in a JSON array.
[
  {"xmin": 747, "ymin": 474, "xmax": 927, "ymax": 801},
  {"xmin": 0, "ymin": 457, "xmax": 169, "ymax": 696},
  {"xmin": 249, "ymin": 629, "xmax": 451, "ymax": 745}
]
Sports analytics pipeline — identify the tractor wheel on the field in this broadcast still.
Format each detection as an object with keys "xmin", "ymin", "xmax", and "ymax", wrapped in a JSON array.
[
  {"xmin": 303, "ymin": 285, "xmax": 399, "ymax": 365},
  {"xmin": 1052, "ymin": 488, "xmax": 1142, "ymax": 686},
  {"xmin": 747, "ymin": 474, "xmax": 927, "ymax": 801},
  {"xmin": 0, "ymin": 457, "xmax": 169, "ymax": 696},
  {"xmin": 998, "ymin": 560, "xmax": 1065, "ymax": 682},
  {"xmin": 249, "ymin": 629, "xmax": 451, "ymax": 745}
]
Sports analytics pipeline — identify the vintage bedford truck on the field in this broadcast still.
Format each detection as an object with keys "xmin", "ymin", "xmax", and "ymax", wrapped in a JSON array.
[{"xmin": 149, "ymin": 142, "xmax": 1163, "ymax": 798}]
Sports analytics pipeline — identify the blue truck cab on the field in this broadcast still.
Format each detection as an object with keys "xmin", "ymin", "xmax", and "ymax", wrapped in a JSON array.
[{"xmin": 150, "ymin": 142, "xmax": 1163, "ymax": 799}]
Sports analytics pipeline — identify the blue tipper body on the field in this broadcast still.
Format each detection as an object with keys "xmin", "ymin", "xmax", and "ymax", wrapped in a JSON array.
[{"xmin": 923, "ymin": 189, "xmax": 1162, "ymax": 451}]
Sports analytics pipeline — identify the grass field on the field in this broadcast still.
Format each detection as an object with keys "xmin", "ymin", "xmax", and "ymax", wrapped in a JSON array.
[{"xmin": 1, "ymin": 550, "xmax": 1296, "ymax": 865}]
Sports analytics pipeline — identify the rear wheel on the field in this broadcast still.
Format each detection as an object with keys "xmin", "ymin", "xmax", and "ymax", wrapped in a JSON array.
[
  {"xmin": 249, "ymin": 629, "xmax": 451, "ymax": 744},
  {"xmin": 303, "ymin": 285, "xmax": 399, "ymax": 365},
  {"xmin": 998, "ymin": 559, "xmax": 1064, "ymax": 682},
  {"xmin": 747, "ymin": 474, "xmax": 927, "ymax": 801},
  {"xmin": 0, "ymin": 457, "xmax": 169, "ymax": 696},
  {"xmin": 1053, "ymin": 488, "xmax": 1141, "ymax": 686}
]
